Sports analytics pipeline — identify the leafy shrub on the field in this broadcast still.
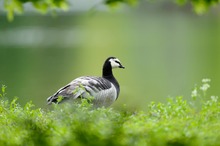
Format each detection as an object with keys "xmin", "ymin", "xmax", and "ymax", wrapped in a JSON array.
[{"xmin": 0, "ymin": 79, "xmax": 220, "ymax": 146}]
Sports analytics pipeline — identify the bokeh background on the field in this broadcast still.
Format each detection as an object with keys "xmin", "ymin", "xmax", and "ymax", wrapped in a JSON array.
[{"xmin": 0, "ymin": 0, "xmax": 220, "ymax": 110}]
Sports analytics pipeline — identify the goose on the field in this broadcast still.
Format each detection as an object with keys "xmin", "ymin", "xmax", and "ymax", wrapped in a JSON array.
[{"xmin": 47, "ymin": 57, "xmax": 125, "ymax": 107}]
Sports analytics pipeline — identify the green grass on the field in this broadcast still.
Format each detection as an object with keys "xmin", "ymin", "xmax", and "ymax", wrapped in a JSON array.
[{"xmin": 0, "ymin": 79, "xmax": 220, "ymax": 146}]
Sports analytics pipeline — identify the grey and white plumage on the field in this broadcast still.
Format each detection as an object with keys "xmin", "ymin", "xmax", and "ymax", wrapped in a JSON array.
[{"xmin": 47, "ymin": 57, "xmax": 125, "ymax": 107}]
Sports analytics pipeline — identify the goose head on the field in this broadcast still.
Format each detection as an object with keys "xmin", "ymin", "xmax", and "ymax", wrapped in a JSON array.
[
  {"xmin": 105, "ymin": 57, "xmax": 125, "ymax": 69},
  {"xmin": 103, "ymin": 57, "xmax": 125, "ymax": 77}
]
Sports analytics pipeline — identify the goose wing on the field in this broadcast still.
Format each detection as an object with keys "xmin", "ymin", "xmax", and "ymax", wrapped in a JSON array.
[{"xmin": 47, "ymin": 76, "xmax": 113, "ymax": 104}]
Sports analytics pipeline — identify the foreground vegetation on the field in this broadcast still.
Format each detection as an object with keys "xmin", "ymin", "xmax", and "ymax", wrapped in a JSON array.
[{"xmin": 0, "ymin": 79, "xmax": 220, "ymax": 146}]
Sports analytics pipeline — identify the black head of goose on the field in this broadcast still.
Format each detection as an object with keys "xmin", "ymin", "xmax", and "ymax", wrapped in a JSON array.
[{"xmin": 47, "ymin": 57, "xmax": 125, "ymax": 107}]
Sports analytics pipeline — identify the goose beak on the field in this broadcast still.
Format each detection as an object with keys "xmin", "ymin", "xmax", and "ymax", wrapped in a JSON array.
[{"xmin": 119, "ymin": 65, "xmax": 125, "ymax": 69}]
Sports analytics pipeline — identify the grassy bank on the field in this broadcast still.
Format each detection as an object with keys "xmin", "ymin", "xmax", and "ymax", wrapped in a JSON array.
[{"xmin": 0, "ymin": 79, "xmax": 220, "ymax": 146}]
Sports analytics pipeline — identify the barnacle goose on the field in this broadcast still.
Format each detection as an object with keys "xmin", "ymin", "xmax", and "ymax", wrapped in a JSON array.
[{"xmin": 47, "ymin": 57, "xmax": 125, "ymax": 107}]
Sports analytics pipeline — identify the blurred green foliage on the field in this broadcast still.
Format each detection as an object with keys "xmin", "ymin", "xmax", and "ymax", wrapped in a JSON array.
[
  {"xmin": 4, "ymin": 0, "xmax": 68, "ymax": 21},
  {"xmin": 190, "ymin": 0, "xmax": 220, "ymax": 14},
  {"xmin": 105, "ymin": 0, "xmax": 138, "ymax": 6},
  {"xmin": 2, "ymin": 0, "xmax": 220, "ymax": 21},
  {"xmin": 1, "ymin": 79, "xmax": 220, "ymax": 145}
]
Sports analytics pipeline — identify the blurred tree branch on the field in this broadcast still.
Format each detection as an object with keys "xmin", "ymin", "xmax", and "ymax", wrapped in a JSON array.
[
  {"xmin": 4, "ymin": 0, "xmax": 69, "ymax": 21},
  {"xmin": 175, "ymin": 0, "xmax": 220, "ymax": 14},
  {"xmin": 3, "ymin": 0, "xmax": 220, "ymax": 21}
]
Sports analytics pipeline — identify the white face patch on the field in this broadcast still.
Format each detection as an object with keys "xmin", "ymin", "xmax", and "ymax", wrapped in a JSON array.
[{"xmin": 109, "ymin": 58, "xmax": 121, "ymax": 69}]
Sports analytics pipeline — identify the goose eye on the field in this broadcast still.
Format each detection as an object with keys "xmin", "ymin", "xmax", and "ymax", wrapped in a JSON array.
[{"xmin": 115, "ymin": 61, "xmax": 120, "ymax": 64}]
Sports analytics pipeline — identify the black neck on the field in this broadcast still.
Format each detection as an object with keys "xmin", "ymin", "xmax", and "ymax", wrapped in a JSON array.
[
  {"xmin": 102, "ymin": 66, "xmax": 113, "ymax": 78},
  {"xmin": 102, "ymin": 63, "xmax": 120, "ymax": 99}
]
